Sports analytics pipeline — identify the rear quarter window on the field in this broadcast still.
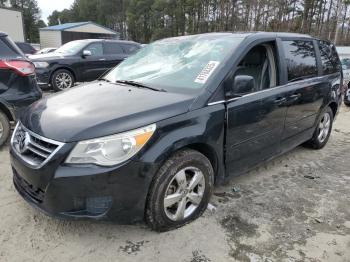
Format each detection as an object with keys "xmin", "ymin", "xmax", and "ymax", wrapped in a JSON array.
[
  {"xmin": 0, "ymin": 37, "xmax": 21, "ymax": 58},
  {"xmin": 282, "ymin": 40, "xmax": 318, "ymax": 82},
  {"xmin": 318, "ymin": 41, "xmax": 341, "ymax": 74},
  {"xmin": 120, "ymin": 44, "xmax": 140, "ymax": 54},
  {"xmin": 16, "ymin": 43, "xmax": 34, "ymax": 53}
]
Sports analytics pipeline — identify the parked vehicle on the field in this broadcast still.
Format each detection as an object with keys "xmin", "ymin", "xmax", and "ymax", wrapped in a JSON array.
[
  {"xmin": 0, "ymin": 32, "xmax": 42, "ymax": 147},
  {"xmin": 29, "ymin": 39, "xmax": 141, "ymax": 91},
  {"xmin": 36, "ymin": 47, "xmax": 56, "ymax": 55},
  {"xmin": 15, "ymin": 42, "xmax": 37, "ymax": 56},
  {"xmin": 10, "ymin": 32, "xmax": 342, "ymax": 231},
  {"xmin": 340, "ymin": 57, "xmax": 350, "ymax": 106}
]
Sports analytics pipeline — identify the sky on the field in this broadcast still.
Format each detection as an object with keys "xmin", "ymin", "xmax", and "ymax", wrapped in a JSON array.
[{"xmin": 37, "ymin": 0, "xmax": 75, "ymax": 24}]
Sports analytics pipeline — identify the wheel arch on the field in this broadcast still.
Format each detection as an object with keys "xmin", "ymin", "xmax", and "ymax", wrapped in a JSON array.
[
  {"xmin": 328, "ymin": 101, "xmax": 338, "ymax": 117},
  {"xmin": 152, "ymin": 142, "xmax": 224, "ymax": 185},
  {"xmin": 50, "ymin": 67, "xmax": 77, "ymax": 84},
  {"xmin": 0, "ymin": 101, "xmax": 15, "ymax": 122}
]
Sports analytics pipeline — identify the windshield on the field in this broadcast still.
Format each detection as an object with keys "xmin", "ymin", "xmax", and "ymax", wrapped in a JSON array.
[
  {"xmin": 55, "ymin": 41, "xmax": 87, "ymax": 55},
  {"xmin": 104, "ymin": 34, "xmax": 244, "ymax": 93}
]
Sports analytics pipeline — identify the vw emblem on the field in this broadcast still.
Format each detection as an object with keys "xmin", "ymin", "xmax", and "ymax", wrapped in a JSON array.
[{"xmin": 17, "ymin": 129, "xmax": 31, "ymax": 154}]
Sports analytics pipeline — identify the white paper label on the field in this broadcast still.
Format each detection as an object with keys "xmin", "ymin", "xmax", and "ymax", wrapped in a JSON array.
[{"xmin": 195, "ymin": 61, "xmax": 220, "ymax": 84}]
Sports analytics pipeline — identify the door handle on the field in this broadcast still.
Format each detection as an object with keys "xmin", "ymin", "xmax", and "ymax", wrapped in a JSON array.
[
  {"xmin": 99, "ymin": 58, "xmax": 106, "ymax": 61},
  {"xmin": 274, "ymin": 97, "xmax": 287, "ymax": 105},
  {"xmin": 289, "ymin": 93, "xmax": 301, "ymax": 100}
]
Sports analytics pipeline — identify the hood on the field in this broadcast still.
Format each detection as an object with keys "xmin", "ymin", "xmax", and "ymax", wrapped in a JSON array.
[
  {"xmin": 29, "ymin": 52, "xmax": 67, "ymax": 61},
  {"xmin": 21, "ymin": 82, "xmax": 196, "ymax": 142}
]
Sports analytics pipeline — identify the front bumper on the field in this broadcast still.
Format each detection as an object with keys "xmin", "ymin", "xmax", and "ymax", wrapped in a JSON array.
[
  {"xmin": 10, "ymin": 145, "xmax": 159, "ymax": 223},
  {"xmin": 35, "ymin": 68, "xmax": 51, "ymax": 88}
]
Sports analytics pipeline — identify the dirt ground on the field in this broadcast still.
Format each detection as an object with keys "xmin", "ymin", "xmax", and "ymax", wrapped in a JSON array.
[{"xmin": 0, "ymin": 106, "xmax": 349, "ymax": 262}]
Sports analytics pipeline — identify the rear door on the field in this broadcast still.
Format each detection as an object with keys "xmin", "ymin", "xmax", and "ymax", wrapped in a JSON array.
[
  {"xmin": 103, "ymin": 42, "xmax": 127, "ymax": 72},
  {"xmin": 279, "ymin": 39, "xmax": 326, "ymax": 151},
  {"xmin": 225, "ymin": 41, "xmax": 289, "ymax": 174}
]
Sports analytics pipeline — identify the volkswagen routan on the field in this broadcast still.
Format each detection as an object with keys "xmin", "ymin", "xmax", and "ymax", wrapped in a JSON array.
[{"xmin": 10, "ymin": 32, "xmax": 342, "ymax": 231}]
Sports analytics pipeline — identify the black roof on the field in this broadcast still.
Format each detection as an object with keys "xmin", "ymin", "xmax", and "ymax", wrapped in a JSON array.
[
  {"xmin": 70, "ymin": 39, "xmax": 140, "ymax": 45},
  {"xmin": 158, "ymin": 31, "xmax": 314, "ymax": 44}
]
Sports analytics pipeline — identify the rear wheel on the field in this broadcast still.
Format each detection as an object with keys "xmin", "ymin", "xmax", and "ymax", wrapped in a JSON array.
[
  {"xmin": 146, "ymin": 149, "xmax": 214, "ymax": 232},
  {"xmin": 0, "ymin": 111, "xmax": 10, "ymax": 147},
  {"xmin": 51, "ymin": 69, "xmax": 75, "ymax": 92},
  {"xmin": 305, "ymin": 107, "xmax": 333, "ymax": 149}
]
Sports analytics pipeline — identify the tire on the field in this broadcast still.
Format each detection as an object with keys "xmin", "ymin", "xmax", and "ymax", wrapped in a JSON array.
[
  {"xmin": 345, "ymin": 86, "xmax": 350, "ymax": 106},
  {"xmin": 305, "ymin": 107, "xmax": 333, "ymax": 149},
  {"xmin": 51, "ymin": 69, "xmax": 75, "ymax": 92},
  {"xmin": 0, "ymin": 111, "xmax": 10, "ymax": 147},
  {"xmin": 146, "ymin": 149, "xmax": 214, "ymax": 232}
]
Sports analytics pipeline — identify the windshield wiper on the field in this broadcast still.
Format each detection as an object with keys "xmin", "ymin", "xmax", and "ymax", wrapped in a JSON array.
[
  {"xmin": 116, "ymin": 80, "xmax": 166, "ymax": 92},
  {"xmin": 99, "ymin": 78, "xmax": 111, "ymax": 83}
]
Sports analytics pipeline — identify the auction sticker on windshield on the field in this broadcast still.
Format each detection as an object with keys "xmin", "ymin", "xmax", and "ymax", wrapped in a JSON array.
[{"xmin": 195, "ymin": 61, "xmax": 220, "ymax": 84}]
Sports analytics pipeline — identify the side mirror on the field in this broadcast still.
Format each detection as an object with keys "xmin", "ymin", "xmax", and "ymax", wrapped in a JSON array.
[
  {"xmin": 82, "ymin": 50, "xmax": 92, "ymax": 57},
  {"xmin": 228, "ymin": 75, "xmax": 255, "ymax": 96}
]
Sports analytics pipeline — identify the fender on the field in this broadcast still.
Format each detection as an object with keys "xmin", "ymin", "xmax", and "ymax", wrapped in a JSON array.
[{"xmin": 138, "ymin": 104, "xmax": 227, "ymax": 184}]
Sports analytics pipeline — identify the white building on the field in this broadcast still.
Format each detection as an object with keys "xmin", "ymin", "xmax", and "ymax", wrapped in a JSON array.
[
  {"xmin": 39, "ymin": 22, "xmax": 120, "ymax": 48},
  {"xmin": 0, "ymin": 7, "xmax": 25, "ymax": 42}
]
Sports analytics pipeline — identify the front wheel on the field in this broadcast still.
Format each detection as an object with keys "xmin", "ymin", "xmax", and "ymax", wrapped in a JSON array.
[
  {"xmin": 146, "ymin": 149, "xmax": 214, "ymax": 232},
  {"xmin": 51, "ymin": 69, "xmax": 75, "ymax": 92},
  {"xmin": 305, "ymin": 107, "xmax": 333, "ymax": 149}
]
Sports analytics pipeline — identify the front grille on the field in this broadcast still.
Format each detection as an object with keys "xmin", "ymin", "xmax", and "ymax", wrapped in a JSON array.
[
  {"xmin": 13, "ymin": 169, "xmax": 45, "ymax": 203},
  {"xmin": 11, "ymin": 122, "xmax": 64, "ymax": 168}
]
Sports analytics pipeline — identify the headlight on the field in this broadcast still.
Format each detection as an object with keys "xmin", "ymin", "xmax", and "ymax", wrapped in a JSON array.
[
  {"xmin": 33, "ymin": 62, "xmax": 49, "ymax": 68},
  {"xmin": 65, "ymin": 124, "xmax": 156, "ymax": 166}
]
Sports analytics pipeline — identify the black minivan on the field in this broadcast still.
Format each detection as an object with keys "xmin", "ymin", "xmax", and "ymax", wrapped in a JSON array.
[{"xmin": 10, "ymin": 32, "xmax": 342, "ymax": 231}]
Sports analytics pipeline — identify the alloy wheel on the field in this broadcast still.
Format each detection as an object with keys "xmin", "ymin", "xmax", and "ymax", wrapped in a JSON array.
[
  {"xmin": 318, "ymin": 112, "xmax": 331, "ymax": 143},
  {"xmin": 163, "ymin": 167, "xmax": 205, "ymax": 221},
  {"xmin": 55, "ymin": 72, "xmax": 73, "ymax": 90}
]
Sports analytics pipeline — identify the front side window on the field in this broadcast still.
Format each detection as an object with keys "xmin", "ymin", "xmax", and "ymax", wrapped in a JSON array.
[
  {"xmin": 233, "ymin": 43, "xmax": 278, "ymax": 94},
  {"xmin": 319, "ymin": 41, "xmax": 341, "ymax": 74},
  {"xmin": 282, "ymin": 40, "xmax": 317, "ymax": 82},
  {"xmin": 85, "ymin": 43, "xmax": 103, "ymax": 56},
  {"xmin": 104, "ymin": 34, "xmax": 244, "ymax": 93},
  {"xmin": 55, "ymin": 40, "xmax": 88, "ymax": 55}
]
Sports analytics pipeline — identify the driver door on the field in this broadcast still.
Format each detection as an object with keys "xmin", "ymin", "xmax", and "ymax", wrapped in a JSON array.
[
  {"xmin": 225, "ymin": 42, "xmax": 289, "ymax": 175},
  {"xmin": 79, "ymin": 42, "xmax": 110, "ymax": 81}
]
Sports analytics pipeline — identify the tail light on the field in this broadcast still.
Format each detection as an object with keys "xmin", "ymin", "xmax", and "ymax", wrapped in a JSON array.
[{"xmin": 0, "ymin": 60, "xmax": 35, "ymax": 76}]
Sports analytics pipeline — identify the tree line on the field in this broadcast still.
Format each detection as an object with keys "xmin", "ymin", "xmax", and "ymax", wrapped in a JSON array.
[
  {"xmin": 2, "ymin": 0, "xmax": 350, "ymax": 45},
  {"xmin": 47, "ymin": 0, "xmax": 350, "ymax": 45}
]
